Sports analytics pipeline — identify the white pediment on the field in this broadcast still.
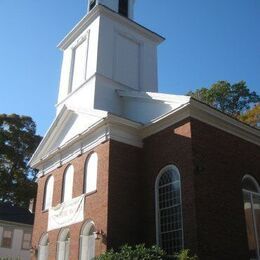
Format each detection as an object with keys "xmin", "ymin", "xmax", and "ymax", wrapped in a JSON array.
[{"xmin": 29, "ymin": 106, "xmax": 107, "ymax": 167}]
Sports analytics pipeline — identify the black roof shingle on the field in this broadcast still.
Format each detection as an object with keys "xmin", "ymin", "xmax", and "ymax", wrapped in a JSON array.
[{"xmin": 0, "ymin": 203, "xmax": 34, "ymax": 225}]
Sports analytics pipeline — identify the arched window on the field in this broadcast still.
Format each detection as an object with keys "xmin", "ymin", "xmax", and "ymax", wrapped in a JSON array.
[
  {"xmin": 155, "ymin": 165, "xmax": 183, "ymax": 256},
  {"xmin": 242, "ymin": 175, "xmax": 260, "ymax": 259},
  {"xmin": 38, "ymin": 233, "xmax": 49, "ymax": 260},
  {"xmin": 79, "ymin": 220, "xmax": 96, "ymax": 260},
  {"xmin": 84, "ymin": 153, "xmax": 98, "ymax": 194},
  {"xmin": 57, "ymin": 228, "xmax": 70, "ymax": 260},
  {"xmin": 62, "ymin": 165, "xmax": 74, "ymax": 202},
  {"xmin": 43, "ymin": 176, "xmax": 54, "ymax": 210}
]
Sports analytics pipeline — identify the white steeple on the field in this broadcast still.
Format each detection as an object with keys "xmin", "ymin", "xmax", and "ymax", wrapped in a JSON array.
[{"xmin": 56, "ymin": 2, "xmax": 164, "ymax": 115}]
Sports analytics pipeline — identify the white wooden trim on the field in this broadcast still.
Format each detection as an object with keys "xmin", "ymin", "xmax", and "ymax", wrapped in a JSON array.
[{"xmin": 58, "ymin": 5, "xmax": 164, "ymax": 50}]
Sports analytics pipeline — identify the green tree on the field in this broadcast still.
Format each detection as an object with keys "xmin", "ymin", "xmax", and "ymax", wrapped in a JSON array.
[
  {"xmin": 187, "ymin": 81, "xmax": 260, "ymax": 118},
  {"xmin": 238, "ymin": 104, "xmax": 260, "ymax": 128},
  {"xmin": 96, "ymin": 244, "xmax": 166, "ymax": 260},
  {"xmin": 0, "ymin": 114, "xmax": 42, "ymax": 207}
]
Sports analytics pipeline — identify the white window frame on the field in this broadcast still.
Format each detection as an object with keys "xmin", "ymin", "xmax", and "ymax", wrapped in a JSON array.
[
  {"xmin": 155, "ymin": 164, "xmax": 184, "ymax": 255},
  {"xmin": 57, "ymin": 228, "xmax": 70, "ymax": 260},
  {"xmin": 43, "ymin": 175, "xmax": 54, "ymax": 211},
  {"xmin": 21, "ymin": 230, "xmax": 32, "ymax": 250},
  {"xmin": 79, "ymin": 220, "xmax": 96, "ymax": 260},
  {"xmin": 62, "ymin": 165, "xmax": 74, "ymax": 203},
  {"xmin": 84, "ymin": 153, "xmax": 98, "ymax": 194},
  {"xmin": 1, "ymin": 228, "xmax": 13, "ymax": 248},
  {"xmin": 38, "ymin": 233, "xmax": 49, "ymax": 260},
  {"xmin": 242, "ymin": 175, "xmax": 260, "ymax": 260}
]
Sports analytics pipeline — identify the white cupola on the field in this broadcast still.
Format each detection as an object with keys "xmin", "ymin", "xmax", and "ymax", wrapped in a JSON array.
[
  {"xmin": 56, "ymin": 2, "xmax": 164, "ymax": 115},
  {"xmin": 88, "ymin": 0, "xmax": 135, "ymax": 19}
]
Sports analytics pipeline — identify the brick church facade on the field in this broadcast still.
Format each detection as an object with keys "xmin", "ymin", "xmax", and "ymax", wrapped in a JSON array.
[{"xmin": 30, "ymin": 1, "xmax": 260, "ymax": 259}]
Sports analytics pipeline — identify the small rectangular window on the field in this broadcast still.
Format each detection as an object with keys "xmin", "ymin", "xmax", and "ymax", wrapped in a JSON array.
[
  {"xmin": 1, "ymin": 229, "xmax": 13, "ymax": 248},
  {"xmin": 89, "ymin": 0, "xmax": 96, "ymax": 11},
  {"xmin": 119, "ymin": 0, "xmax": 128, "ymax": 17},
  {"xmin": 22, "ymin": 232, "xmax": 32, "ymax": 250}
]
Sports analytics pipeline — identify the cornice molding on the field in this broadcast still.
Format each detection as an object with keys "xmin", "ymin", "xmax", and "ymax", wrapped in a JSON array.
[
  {"xmin": 34, "ymin": 114, "xmax": 142, "ymax": 178},
  {"xmin": 58, "ymin": 5, "xmax": 164, "ymax": 50},
  {"xmin": 142, "ymin": 100, "xmax": 260, "ymax": 146},
  {"xmin": 141, "ymin": 103, "xmax": 191, "ymax": 138},
  {"xmin": 117, "ymin": 89, "xmax": 190, "ymax": 104},
  {"xmin": 190, "ymin": 99, "xmax": 260, "ymax": 146},
  {"xmin": 34, "ymin": 100, "xmax": 260, "ymax": 179},
  {"xmin": 0, "ymin": 220, "xmax": 33, "ymax": 229}
]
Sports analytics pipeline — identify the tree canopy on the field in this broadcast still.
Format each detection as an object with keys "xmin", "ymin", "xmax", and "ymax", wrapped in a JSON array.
[
  {"xmin": 0, "ymin": 114, "xmax": 42, "ymax": 207},
  {"xmin": 238, "ymin": 104, "xmax": 260, "ymax": 128},
  {"xmin": 187, "ymin": 81, "xmax": 260, "ymax": 122}
]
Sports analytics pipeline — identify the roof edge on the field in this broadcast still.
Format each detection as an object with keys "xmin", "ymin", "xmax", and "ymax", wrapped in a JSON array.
[{"xmin": 58, "ymin": 4, "xmax": 164, "ymax": 50}]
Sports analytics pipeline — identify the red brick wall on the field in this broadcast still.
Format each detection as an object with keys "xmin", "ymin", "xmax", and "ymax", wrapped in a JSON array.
[
  {"xmin": 32, "ymin": 141, "xmax": 110, "ymax": 260},
  {"xmin": 141, "ymin": 118, "xmax": 198, "ymax": 253},
  {"xmin": 191, "ymin": 118, "xmax": 260, "ymax": 260},
  {"xmin": 107, "ymin": 140, "xmax": 142, "ymax": 249},
  {"xmin": 32, "ymin": 117, "xmax": 260, "ymax": 259}
]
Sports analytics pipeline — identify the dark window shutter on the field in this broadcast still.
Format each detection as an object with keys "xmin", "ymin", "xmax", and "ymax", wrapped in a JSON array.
[{"xmin": 119, "ymin": 0, "xmax": 128, "ymax": 17}]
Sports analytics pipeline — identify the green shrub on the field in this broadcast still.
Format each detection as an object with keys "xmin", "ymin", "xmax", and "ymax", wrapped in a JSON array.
[
  {"xmin": 175, "ymin": 249, "xmax": 198, "ymax": 260},
  {"xmin": 96, "ymin": 244, "xmax": 166, "ymax": 260}
]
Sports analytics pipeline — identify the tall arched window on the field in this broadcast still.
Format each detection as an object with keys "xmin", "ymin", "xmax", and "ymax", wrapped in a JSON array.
[
  {"xmin": 155, "ymin": 165, "xmax": 183, "ymax": 256},
  {"xmin": 62, "ymin": 165, "xmax": 74, "ymax": 202},
  {"xmin": 38, "ymin": 233, "xmax": 49, "ymax": 260},
  {"xmin": 84, "ymin": 153, "xmax": 98, "ymax": 194},
  {"xmin": 43, "ymin": 176, "xmax": 54, "ymax": 210},
  {"xmin": 57, "ymin": 228, "xmax": 70, "ymax": 260},
  {"xmin": 242, "ymin": 175, "xmax": 260, "ymax": 259},
  {"xmin": 79, "ymin": 220, "xmax": 96, "ymax": 260}
]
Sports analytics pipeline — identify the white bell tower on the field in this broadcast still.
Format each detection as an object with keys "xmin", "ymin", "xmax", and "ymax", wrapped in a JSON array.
[
  {"xmin": 56, "ymin": 1, "xmax": 164, "ymax": 115},
  {"xmin": 88, "ymin": 0, "xmax": 135, "ymax": 19}
]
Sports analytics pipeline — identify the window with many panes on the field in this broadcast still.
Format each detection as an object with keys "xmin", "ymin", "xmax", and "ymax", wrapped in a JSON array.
[
  {"xmin": 156, "ymin": 165, "xmax": 183, "ymax": 256},
  {"xmin": 1, "ymin": 228, "xmax": 13, "ymax": 248},
  {"xmin": 22, "ymin": 231, "xmax": 32, "ymax": 250},
  {"xmin": 242, "ymin": 175, "xmax": 260, "ymax": 260}
]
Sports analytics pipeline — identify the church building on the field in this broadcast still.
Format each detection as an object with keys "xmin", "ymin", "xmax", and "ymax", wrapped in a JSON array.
[{"xmin": 30, "ymin": 1, "xmax": 260, "ymax": 259}]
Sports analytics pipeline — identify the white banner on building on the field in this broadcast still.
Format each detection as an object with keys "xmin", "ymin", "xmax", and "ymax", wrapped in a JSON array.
[{"xmin": 48, "ymin": 195, "xmax": 84, "ymax": 231}]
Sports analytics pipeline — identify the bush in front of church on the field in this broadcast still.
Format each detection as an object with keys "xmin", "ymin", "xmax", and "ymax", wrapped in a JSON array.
[
  {"xmin": 96, "ymin": 244, "xmax": 198, "ymax": 260},
  {"xmin": 96, "ymin": 244, "xmax": 166, "ymax": 259}
]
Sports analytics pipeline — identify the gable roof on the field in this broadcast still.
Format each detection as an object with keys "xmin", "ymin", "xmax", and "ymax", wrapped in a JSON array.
[
  {"xmin": 0, "ymin": 203, "xmax": 34, "ymax": 225},
  {"xmin": 30, "ymin": 90, "xmax": 260, "ymax": 177},
  {"xmin": 29, "ymin": 105, "xmax": 108, "ymax": 168}
]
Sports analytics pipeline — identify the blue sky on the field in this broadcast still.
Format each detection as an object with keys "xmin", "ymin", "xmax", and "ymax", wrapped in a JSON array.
[{"xmin": 0, "ymin": 0, "xmax": 259, "ymax": 135}]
